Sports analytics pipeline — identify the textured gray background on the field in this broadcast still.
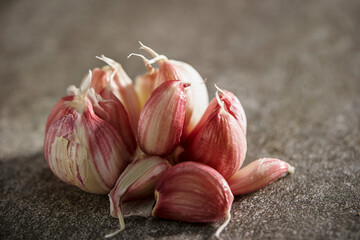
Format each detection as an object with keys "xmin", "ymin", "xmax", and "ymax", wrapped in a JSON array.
[{"xmin": 1, "ymin": 0, "xmax": 360, "ymax": 239}]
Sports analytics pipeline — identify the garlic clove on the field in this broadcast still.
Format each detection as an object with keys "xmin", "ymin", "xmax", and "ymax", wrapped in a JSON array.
[
  {"xmin": 107, "ymin": 156, "xmax": 171, "ymax": 236},
  {"xmin": 228, "ymin": 158, "xmax": 295, "ymax": 196},
  {"xmin": 131, "ymin": 42, "xmax": 209, "ymax": 141},
  {"xmin": 44, "ymin": 71, "xmax": 131, "ymax": 194},
  {"xmin": 96, "ymin": 55, "xmax": 141, "ymax": 136},
  {"xmin": 156, "ymin": 59, "xmax": 209, "ymax": 140},
  {"xmin": 137, "ymin": 80, "xmax": 188, "ymax": 156},
  {"xmin": 152, "ymin": 161, "xmax": 233, "ymax": 239},
  {"xmin": 87, "ymin": 83, "xmax": 137, "ymax": 155},
  {"xmin": 180, "ymin": 89, "xmax": 247, "ymax": 179}
]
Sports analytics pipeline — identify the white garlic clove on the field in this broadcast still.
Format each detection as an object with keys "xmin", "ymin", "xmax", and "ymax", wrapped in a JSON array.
[
  {"xmin": 228, "ymin": 158, "xmax": 295, "ymax": 195},
  {"xmin": 137, "ymin": 80, "xmax": 188, "ymax": 156}
]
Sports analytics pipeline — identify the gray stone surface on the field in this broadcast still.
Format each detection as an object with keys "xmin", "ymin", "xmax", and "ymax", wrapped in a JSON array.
[{"xmin": 1, "ymin": 0, "xmax": 359, "ymax": 239}]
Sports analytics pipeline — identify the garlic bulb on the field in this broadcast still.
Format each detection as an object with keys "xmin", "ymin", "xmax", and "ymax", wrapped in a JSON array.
[
  {"xmin": 43, "ymin": 43, "xmax": 295, "ymax": 238},
  {"xmin": 130, "ymin": 42, "xmax": 209, "ymax": 140},
  {"xmin": 44, "ymin": 71, "xmax": 132, "ymax": 194}
]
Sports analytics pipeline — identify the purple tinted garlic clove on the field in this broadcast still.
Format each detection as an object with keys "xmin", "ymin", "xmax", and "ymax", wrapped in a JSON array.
[
  {"xmin": 180, "ymin": 86, "xmax": 247, "ymax": 179},
  {"xmin": 228, "ymin": 158, "xmax": 295, "ymax": 196},
  {"xmin": 137, "ymin": 80, "xmax": 188, "ymax": 156},
  {"xmin": 152, "ymin": 161, "xmax": 234, "ymax": 239},
  {"xmin": 87, "ymin": 70, "xmax": 137, "ymax": 154},
  {"xmin": 130, "ymin": 42, "xmax": 209, "ymax": 141}
]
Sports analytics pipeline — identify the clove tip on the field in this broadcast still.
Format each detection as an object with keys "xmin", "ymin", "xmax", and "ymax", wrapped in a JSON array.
[{"xmin": 288, "ymin": 164, "xmax": 295, "ymax": 174}]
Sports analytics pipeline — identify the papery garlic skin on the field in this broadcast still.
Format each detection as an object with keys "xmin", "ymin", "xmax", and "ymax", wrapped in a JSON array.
[
  {"xmin": 90, "ymin": 68, "xmax": 108, "ymax": 94},
  {"xmin": 152, "ymin": 161, "xmax": 233, "ymax": 238},
  {"xmin": 44, "ymin": 72, "xmax": 131, "ymax": 194},
  {"xmin": 228, "ymin": 158, "xmax": 294, "ymax": 196},
  {"xmin": 94, "ymin": 56, "xmax": 141, "ymax": 136},
  {"xmin": 138, "ymin": 80, "xmax": 188, "ymax": 156},
  {"xmin": 107, "ymin": 156, "xmax": 171, "ymax": 237},
  {"xmin": 180, "ymin": 90, "xmax": 247, "ymax": 179},
  {"xmin": 45, "ymin": 95, "xmax": 74, "ymax": 134}
]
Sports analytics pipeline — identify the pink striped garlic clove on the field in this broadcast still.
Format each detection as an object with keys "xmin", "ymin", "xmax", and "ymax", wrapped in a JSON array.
[
  {"xmin": 137, "ymin": 80, "xmax": 188, "ymax": 156},
  {"xmin": 87, "ymin": 73, "xmax": 137, "ymax": 155},
  {"xmin": 95, "ymin": 55, "xmax": 141, "ymax": 136},
  {"xmin": 228, "ymin": 158, "xmax": 295, "ymax": 196},
  {"xmin": 44, "ymin": 71, "xmax": 131, "ymax": 194},
  {"xmin": 107, "ymin": 156, "xmax": 171, "ymax": 237},
  {"xmin": 180, "ymin": 88, "xmax": 247, "ymax": 179},
  {"xmin": 152, "ymin": 161, "xmax": 234, "ymax": 239},
  {"xmin": 156, "ymin": 59, "xmax": 209, "ymax": 140},
  {"xmin": 130, "ymin": 42, "xmax": 209, "ymax": 141}
]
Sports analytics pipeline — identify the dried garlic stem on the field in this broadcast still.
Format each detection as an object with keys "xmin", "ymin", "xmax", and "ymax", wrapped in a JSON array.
[
  {"xmin": 214, "ymin": 209, "xmax": 231, "ymax": 239},
  {"xmin": 127, "ymin": 53, "xmax": 154, "ymax": 73},
  {"xmin": 104, "ymin": 213, "xmax": 125, "ymax": 238},
  {"xmin": 215, "ymin": 84, "xmax": 225, "ymax": 109}
]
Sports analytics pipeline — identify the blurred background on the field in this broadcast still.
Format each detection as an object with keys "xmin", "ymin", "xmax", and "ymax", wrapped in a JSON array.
[
  {"xmin": 1, "ymin": 0, "xmax": 359, "ymax": 239},
  {"xmin": 1, "ymin": 0, "xmax": 358, "ymax": 159}
]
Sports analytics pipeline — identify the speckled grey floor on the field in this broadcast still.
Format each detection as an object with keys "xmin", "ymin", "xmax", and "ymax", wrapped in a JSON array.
[{"xmin": 1, "ymin": 0, "xmax": 359, "ymax": 239}]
